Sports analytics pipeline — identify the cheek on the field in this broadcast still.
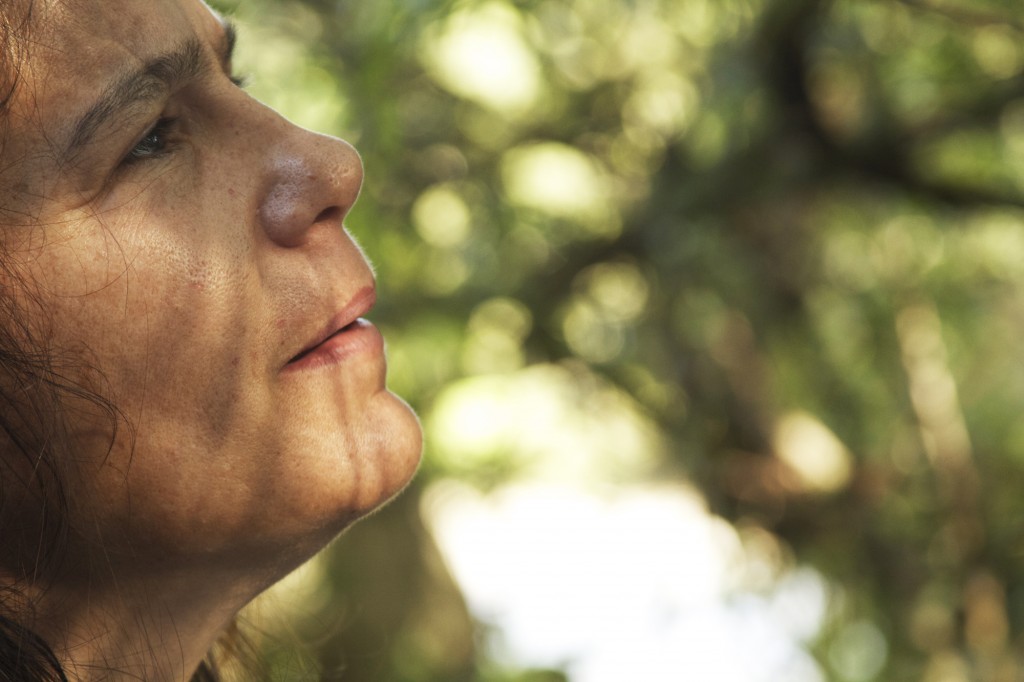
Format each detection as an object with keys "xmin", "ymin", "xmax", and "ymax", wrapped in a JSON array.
[{"xmin": 20, "ymin": 214, "xmax": 259, "ymax": 443}]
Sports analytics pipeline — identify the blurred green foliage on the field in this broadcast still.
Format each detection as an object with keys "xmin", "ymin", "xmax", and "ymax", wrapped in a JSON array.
[{"xmin": 213, "ymin": 0, "xmax": 1024, "ymax": 679}]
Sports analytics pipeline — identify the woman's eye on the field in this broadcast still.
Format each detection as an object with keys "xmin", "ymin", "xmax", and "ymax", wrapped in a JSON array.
[{"xmin": 124, "ymin": 117, "xmax": 178, "ymax": 165}]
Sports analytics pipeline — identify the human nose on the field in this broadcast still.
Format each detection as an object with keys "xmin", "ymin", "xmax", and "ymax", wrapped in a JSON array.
[{"xmin": 257, "ymin": 128, "xmax": 364, "ymax": 248}]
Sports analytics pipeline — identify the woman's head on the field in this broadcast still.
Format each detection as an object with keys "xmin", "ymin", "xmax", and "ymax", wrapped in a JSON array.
[{"xmin": 0, "ymin": 0, "xmax": 421, "ymax": 674}]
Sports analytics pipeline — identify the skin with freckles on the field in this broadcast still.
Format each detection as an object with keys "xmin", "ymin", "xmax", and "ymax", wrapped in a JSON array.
[{"xmin": 0, "ymin": 0, "xmax": 422, "ymax": 679}]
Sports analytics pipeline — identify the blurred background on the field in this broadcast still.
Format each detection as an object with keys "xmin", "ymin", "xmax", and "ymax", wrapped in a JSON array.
[{"xmin": 211, "ymin": 0, "xmax": 1024, "ymax": 679}]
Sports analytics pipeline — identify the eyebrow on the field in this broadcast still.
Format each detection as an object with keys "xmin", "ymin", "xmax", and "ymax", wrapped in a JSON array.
[{"xmin": 60, "ymin": 17, "xmax": 238, "ymax": 165}]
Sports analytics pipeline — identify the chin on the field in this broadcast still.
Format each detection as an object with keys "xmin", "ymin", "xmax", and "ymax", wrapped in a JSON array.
[
  {"xmin": 293, "ymin": 389, "xmax": 422, "ymax": 543},
  {"xmin": 351, "ymin": 390, "xmax": 423, "ymax": 514},
  {"xmin": 157, "ymin": 391, "xmax": 423, "ymax": 571}
]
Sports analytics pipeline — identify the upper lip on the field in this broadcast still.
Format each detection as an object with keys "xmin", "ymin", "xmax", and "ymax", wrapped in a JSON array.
[{"xmin": 286, "ymin": 285, "xmax": 376, "ymax": 364}]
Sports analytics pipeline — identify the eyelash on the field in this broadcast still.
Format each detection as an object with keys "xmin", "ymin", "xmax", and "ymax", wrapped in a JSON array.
[
  {"xmin": 125, "ymin": 117, "xmax": 179, "ymax": 164},
  {"xmin": 121, "ymin": 72, "xmax": 249, "ymax": 168}
]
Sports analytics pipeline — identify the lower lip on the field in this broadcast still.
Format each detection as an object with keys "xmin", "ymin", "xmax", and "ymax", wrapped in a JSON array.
[{"xmin": 283, "ymin": 319, "xmax": 384, "ymax": 372}]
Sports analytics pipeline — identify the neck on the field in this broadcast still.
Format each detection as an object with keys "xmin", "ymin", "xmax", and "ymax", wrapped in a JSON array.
[{"xmin": 18, "ymin": 563, "xmax": 266, "ymax": 682}]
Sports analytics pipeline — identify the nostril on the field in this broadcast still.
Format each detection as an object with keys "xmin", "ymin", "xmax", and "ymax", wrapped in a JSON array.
[{"xmin": 315, "ymin": 206, "xmax": 342, "ymax": 224}]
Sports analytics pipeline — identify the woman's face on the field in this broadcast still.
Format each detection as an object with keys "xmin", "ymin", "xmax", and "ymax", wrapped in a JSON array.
[{"xmin": 0, "ymin": 0, "xmax": 421, "ymax": 576}]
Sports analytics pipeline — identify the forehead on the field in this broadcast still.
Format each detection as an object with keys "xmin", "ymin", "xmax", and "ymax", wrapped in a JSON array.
[{"xmin": 27, "ymin": 0, "xmax": 211, "ymax": 98}]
